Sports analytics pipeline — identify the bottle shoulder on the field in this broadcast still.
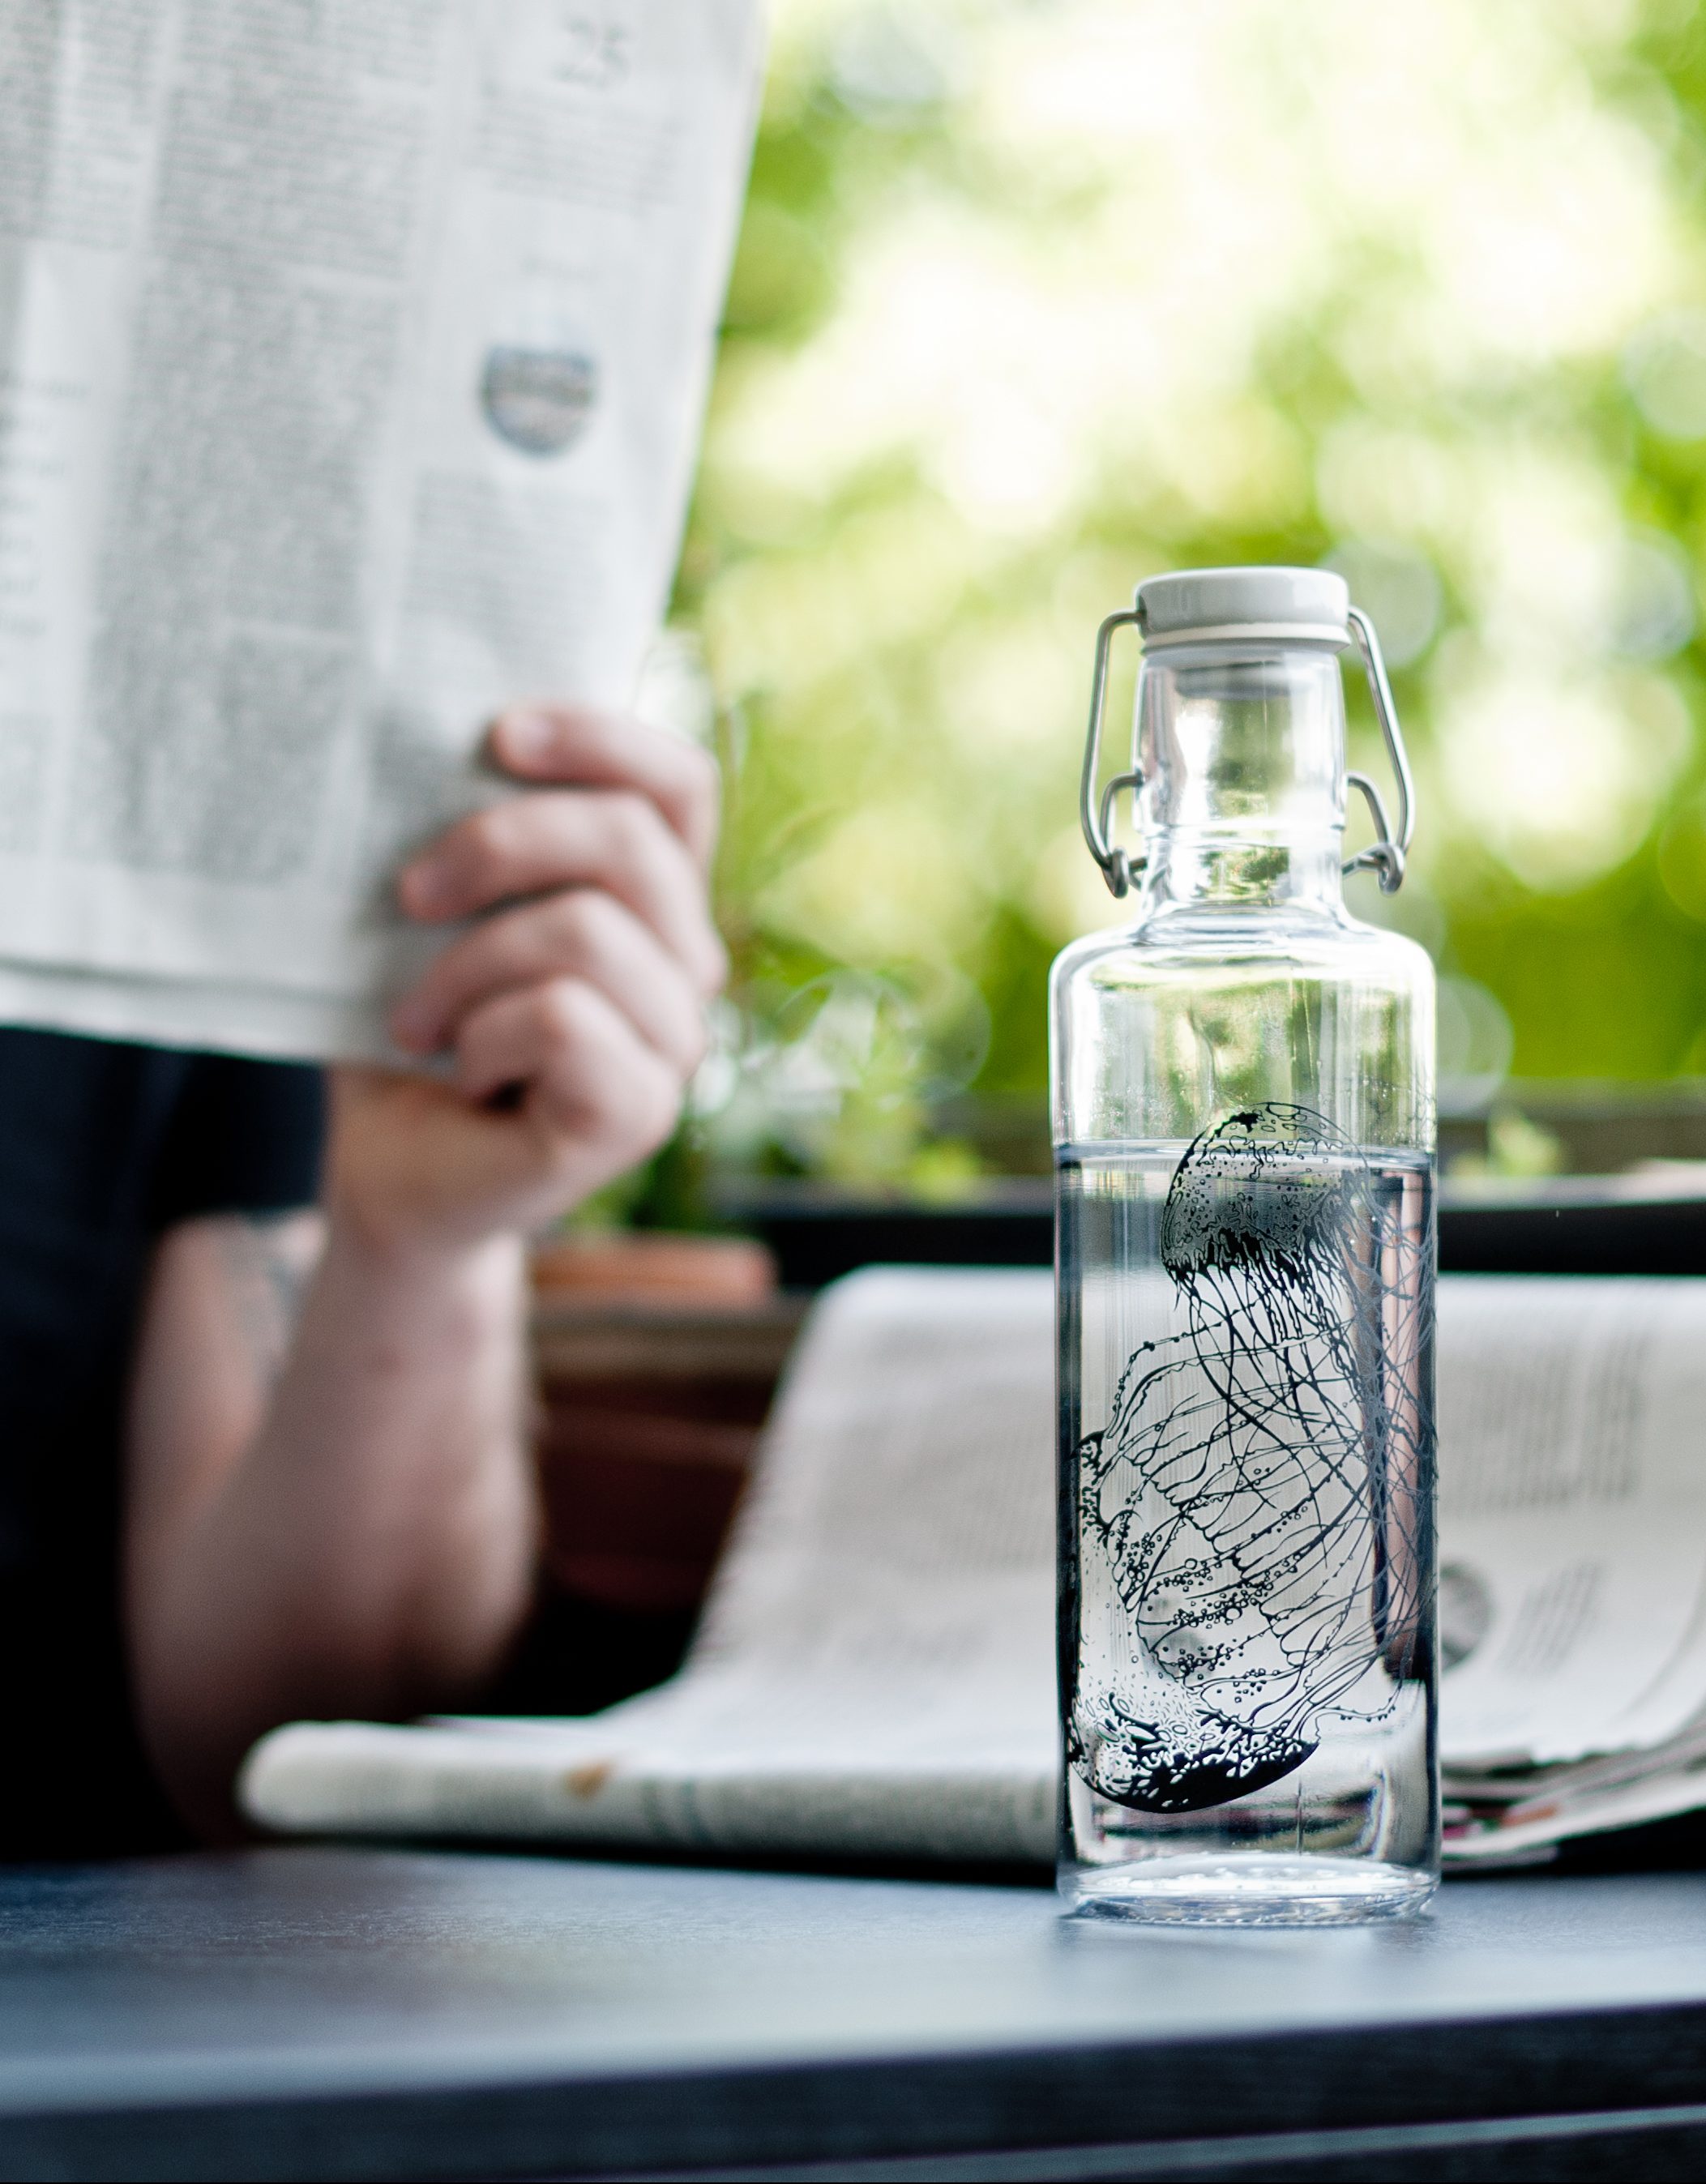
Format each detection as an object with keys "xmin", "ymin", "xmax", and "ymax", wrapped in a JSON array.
[{"xmin": 1051, "ymin": 904, "xmax": 1433, "ymax": 996}]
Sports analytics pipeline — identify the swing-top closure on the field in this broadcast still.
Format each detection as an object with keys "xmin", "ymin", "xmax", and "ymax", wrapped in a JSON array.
[{"xmin": 1078, "ymin": 566, "xmax": 1415, "ymax": 904}]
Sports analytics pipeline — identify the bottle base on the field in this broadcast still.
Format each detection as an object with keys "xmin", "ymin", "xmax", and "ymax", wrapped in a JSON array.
[{"xmin": 1060, "ymin": 1853, "xmax": 1438, "ymax": 1928}]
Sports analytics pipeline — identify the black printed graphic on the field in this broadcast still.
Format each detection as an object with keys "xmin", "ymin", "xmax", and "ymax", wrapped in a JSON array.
[{"xmin": 1069, "ymin": 1105, "xmax": 1432, "ymax": 1814}]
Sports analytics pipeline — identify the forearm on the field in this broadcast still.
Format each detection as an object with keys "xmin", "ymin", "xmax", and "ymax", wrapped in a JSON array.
[
  {"xmin": 130, "ymin": 1224, "xmax": 538, "ymax": 1839},
  {"xmin": 127, "ymin": 707, "xmax": 722, "ymax": 1840}
]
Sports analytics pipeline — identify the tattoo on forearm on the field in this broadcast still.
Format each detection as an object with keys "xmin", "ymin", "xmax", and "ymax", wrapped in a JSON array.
[{"xmin": 217, "ymin": 1212, "xmax": 320, "ymax": 1389}]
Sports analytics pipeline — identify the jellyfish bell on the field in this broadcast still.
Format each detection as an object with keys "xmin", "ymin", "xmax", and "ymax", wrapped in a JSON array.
[
  {"xmin": 1073, "ymin": 1680, "xmax": 1319, "ymax": 1814},
  {"xmin": 1161, "ymin": 1105, "xmax": 1370, "ymax": 1293}
]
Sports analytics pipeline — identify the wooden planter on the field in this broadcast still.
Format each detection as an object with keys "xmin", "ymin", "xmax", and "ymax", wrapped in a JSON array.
[{"xmin": 529, "ymin": 1233, "xmax": 802, "ymax": 1623}]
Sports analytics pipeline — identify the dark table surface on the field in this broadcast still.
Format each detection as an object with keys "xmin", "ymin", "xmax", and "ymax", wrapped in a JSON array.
[{"xmin": 6, "ymin": 1850, "xmax": 1706, "ymax": 2182}]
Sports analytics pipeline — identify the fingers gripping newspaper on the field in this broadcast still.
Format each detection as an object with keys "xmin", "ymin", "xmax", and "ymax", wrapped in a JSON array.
[
  {"xmin": 0, "ymin": 0, "xmax": 762, "ymax": 1058},
  {"xmin": 244, "ymin": 1269, "xmax": 1706, "ymax": 1866}
]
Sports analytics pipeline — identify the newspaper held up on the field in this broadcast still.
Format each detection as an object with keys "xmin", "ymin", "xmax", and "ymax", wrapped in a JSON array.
[{"xmin": 0, "ymin": 0, "xmax": 763, "ymax": 1058}]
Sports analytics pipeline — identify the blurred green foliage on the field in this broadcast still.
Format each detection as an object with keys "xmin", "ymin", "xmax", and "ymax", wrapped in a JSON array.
[{"xmin": 665, "ymin": 0, "xmax": 1706, "ymax": 1186}]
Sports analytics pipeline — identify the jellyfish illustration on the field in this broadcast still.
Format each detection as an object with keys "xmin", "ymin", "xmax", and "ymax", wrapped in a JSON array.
[{"xmin": 1069, "ymin": 1105, "xmax": 1430, "ymax": 1814}]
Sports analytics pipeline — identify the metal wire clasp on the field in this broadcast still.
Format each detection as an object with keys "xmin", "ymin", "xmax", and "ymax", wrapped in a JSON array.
[
  {"xmin": 1076, "ymin": 599, "xmax": 1417, "ymax": 900},
  {"xmin": 1078, "ymin": 609, "xmax": 1144, "ymax": 898},
  {"xmin": 1342, "ymin": 605, "xmax": 1414, "ymax": 895}
]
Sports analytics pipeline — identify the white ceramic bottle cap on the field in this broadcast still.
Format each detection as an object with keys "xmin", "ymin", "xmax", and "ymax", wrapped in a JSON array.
[{"xmin": 1135, "ymin": 566, "xmax": 1350, "ymax": 649}]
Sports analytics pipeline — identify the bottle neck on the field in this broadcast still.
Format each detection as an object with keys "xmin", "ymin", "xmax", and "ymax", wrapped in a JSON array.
[
  {"xmin": 1142, "ymin": 828, "xmax": 1345, "ymax": 910},
  {"xmin": 1134, "ymin": 644, "xmax": 1347, "ymax": 914}
]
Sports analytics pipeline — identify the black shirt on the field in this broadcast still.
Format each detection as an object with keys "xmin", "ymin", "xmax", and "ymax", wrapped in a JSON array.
[{"xmin": 0, "ymin": 1028, "xmax": 325, "ymax": 1859}]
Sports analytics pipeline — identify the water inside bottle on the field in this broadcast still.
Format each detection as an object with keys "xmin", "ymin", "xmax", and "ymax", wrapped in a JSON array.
[{"xmin": 1057, "ymin": 1106, "xmax": 1438, "ymax": 1924}]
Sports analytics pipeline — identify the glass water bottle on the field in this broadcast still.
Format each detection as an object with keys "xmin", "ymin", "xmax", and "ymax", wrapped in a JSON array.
[{"xmin": 1053, "ymin": 567, "xmax": 1438, "ymax": 1925}]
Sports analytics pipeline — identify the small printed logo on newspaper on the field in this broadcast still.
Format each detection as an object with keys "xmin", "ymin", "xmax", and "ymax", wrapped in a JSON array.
[{"xmin": 481, "ymin": 346, "xmax": 598, "ymax": 455}]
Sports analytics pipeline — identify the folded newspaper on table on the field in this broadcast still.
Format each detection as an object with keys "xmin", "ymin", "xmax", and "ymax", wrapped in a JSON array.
[
  {"xmin": 248, "ymin": 1269, "xmax": 1061, "ymax": 1862},
  {"xmin": 1433, "ymin": 1277, "xmax": 1706, "ymax": 1860},
  {"xmin": 0, "ymin": 0, "xmax": 760, "ymax": 1058},
  {"xmin": 243, "ymin": 1268, "xmax": 1706, "ymax": 1867}
]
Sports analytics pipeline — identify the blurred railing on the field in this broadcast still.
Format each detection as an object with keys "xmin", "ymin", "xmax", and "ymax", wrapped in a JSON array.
[{"xmin": 516, "ymin": 1096, "xmax": 1706, "ymax": 1712}]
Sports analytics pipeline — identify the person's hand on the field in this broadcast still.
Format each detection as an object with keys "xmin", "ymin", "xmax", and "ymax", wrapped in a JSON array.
[{"xmin": 325, "ymin": 705, "xmax": 725, "ymax": 1259}]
